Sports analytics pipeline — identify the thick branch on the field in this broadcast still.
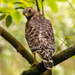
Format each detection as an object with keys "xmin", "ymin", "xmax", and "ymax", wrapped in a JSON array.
[
  {"xmin": 22, "ymin": 45, "xmax": 75, "ymax": 75},
  {"xmin": 0, "ymin": 26, "xmax": 34, "ymax": 64},
  {"xmin": 0, "ymin": 26, "xmax": 75, "ymax": 75}
]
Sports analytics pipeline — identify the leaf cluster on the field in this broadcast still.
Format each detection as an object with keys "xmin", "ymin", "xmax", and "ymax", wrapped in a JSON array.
[{"xmin": 0, "ymin": 0, "xmax": 67, "ymax": 27}]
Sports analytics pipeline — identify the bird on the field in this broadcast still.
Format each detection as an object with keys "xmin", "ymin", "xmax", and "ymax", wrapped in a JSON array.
[{"xmin": 23, "ymin": 7, "xmax": 55, "ymax": 69}]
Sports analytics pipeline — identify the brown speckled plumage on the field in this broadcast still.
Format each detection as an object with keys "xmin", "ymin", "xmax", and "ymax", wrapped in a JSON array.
[{"xmin": 23, "ymin": 7, "xmax": 55, "ymax": 69}]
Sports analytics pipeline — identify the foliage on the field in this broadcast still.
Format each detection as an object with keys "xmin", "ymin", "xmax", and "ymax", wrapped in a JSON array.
[
  {"xmin": 6, "ymin": 15, "xmax": 12, "ymax": 27},
  {"xmin": 0, "ymin": 0, "xmax": 67, "ymax": 27}
]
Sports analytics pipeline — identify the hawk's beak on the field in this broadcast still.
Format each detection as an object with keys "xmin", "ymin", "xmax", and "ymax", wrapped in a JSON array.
[
  {"xmin": 25, "ymin": 13, "xmax": 28, "ymax": 18},
  {"xmin": 25, "ymin": 13, "xmax": 27, "ymax": 16}
]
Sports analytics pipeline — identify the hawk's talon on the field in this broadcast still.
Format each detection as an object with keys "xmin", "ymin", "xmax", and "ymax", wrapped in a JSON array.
[
  {"xmin": 30, "ymin": 53, "xmax": 38, "ymax": 67},
  {"xmin": 30, "ymin": 62, "xmax": 37, "ymax": 67}
]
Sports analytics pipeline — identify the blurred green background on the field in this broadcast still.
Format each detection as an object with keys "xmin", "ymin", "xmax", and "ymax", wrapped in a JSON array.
[{"xmin": 0, "ymin": 0, "xmax": 75, "ymax": 75}]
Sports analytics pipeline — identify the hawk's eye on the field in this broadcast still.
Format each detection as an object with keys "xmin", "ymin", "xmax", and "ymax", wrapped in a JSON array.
[{"xmin": 28, "ymin": 9, "xmax": 31, "ymax": 13}]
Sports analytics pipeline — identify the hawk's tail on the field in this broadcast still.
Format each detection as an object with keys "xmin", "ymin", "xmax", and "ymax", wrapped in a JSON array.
[
  {"xmin": 38, "ymin": 50, "xmax": 54, "ymax": 69},
  {"xmin": 43, "ymin": 56, "xmax": 54, "ymax": 69}
]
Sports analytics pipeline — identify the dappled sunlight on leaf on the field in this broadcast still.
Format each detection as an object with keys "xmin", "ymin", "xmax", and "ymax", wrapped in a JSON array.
[
  {"xmin": 8, "ymin": 2, "xmax": 13, "ymax": 8},
  {"xmin": 0, "ymin": 7, "xmax": 13, "ymax": 13},
  {"xmin": 11, "ymin": 11, "xmax": 21, "ymax": 24},
  {"xmin": 47, "ymin": 0, "xmax": 58, "ymax": 13}
]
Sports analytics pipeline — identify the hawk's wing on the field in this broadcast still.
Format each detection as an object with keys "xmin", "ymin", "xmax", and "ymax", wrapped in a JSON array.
[{"xmin": 25, "ymin": 13, "xmax": 55, "ymax": 69}]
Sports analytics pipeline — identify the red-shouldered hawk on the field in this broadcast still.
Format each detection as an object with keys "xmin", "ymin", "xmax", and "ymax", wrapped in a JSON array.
[{"xmin": 23, "ymin": 7, "xmax": 55, "ymax": 69}]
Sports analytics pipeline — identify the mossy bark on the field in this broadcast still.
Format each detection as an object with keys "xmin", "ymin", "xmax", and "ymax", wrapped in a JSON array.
[{"xmin": 22, "ymin": 45, "xmax": 75, "ymax": 75}]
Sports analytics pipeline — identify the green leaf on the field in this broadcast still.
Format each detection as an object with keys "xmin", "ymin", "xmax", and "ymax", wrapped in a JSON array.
[
  {"xmin": 13, "ymin": 2, "xmax": 23, "ymax": 4},
  {"xmin": 0, "ymin": 11, "xmax": 3, "ymax": 13},
  {"xmin": 15, "ymin": 7, "xmax": 24, "ymax": 9},
  {"xmin": 55, "ymin": 0, "xmax": 66, "ymax": 1},
  {"xmin": 0, "ymin": 15, "xmax": 6, "ymax": 20},
  {"xmin": 11, "ymin": 11, "xmax": 21, "ymax": 24},
  {"xmin": 6, "ymin": 15, "xmax": 12, "ymax": 27},
  {"xmin": 47, "ymin": 0, "xmax": 58, "ymax": 13}
]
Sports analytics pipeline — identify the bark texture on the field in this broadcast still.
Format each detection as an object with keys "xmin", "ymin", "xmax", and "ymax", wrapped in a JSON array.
[{"xmin": 0, "ymin": 26, "xmax": 34, "ymax": 64}]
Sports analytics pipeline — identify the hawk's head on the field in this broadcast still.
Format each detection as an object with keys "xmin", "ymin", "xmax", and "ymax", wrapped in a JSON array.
[{"xmin": 23, "ymin": 7, "xmax": 36, "ymax": 20}]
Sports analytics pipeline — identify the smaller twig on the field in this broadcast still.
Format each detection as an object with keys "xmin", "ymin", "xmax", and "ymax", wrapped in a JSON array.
[
  {"xmin": 55, "ymin": 34, "xmax": 68, "ymax": 46},
  {"xmin": 35, "ymin": 0, "xmax": 40, "ymax": 12},
  {"xmin": 67, "ymin": 0, "xmax": 75, "ymax": 11},
  {"xmin": 41, "ymin": 0, "xmax": 44, "ymax": 16},
  {"xmin": 55, "ymin": 36, "xmax": 67, "ymax": 53}
]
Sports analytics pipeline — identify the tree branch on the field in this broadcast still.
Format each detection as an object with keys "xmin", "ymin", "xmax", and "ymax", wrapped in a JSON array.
[
  {"xmin": 67, "ymin": 0, "xmax": 75, "ymax": 11},
  {"xmin": 21, "ymin": 45, "xmax": 75, "ymax": 75},
  {"xmin": 41, "ymin": 0, "xmax": 44, "ymax": 16},
  {"xmin": 0, "ymin": 26, "xmax": 75, "ymax": 75},
  {"xmin": 0, "ymin": 26, "xmax": 34, "ymax": 64},
  {"xmin": 35, "ymin": 0, "xmax": 40, "ymax": 12}
]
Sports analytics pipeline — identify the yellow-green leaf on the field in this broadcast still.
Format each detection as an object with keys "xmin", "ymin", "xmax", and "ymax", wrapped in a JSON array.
[
  {"xmin": 21, "ymin": 0, "xmax": 33, "ymax": 7},
  {"xmin": 72, "ymin": 0, "xmax": 75, "ymax": 2},
  {"xmin": 0, "ymin": 8, "xmax": 13, "ymax": 13},
  {"xmin": 8, "ymin": 2, "xmax": 14, "ymax": 8},
  {"xmin": 67, "ymin": 36, "xmax": 74, "ymax": 39},
  {"xmin": 71, "ymin": 56, "xmax": 75, "ymax": 58},
  {"xmin": 47, "ymin": 0, "xmax": 58, "ymax": 13},
  {"xmin": 2, "ymin": 0, "xmax": 15, "ymax": 3},
  {"xmin": 11, "ymin": 11, "xmax": 21, "ymax": 24},
  {"xmin": 55, "ymin": 0, "xmax": 66, "ymax": 1}
]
